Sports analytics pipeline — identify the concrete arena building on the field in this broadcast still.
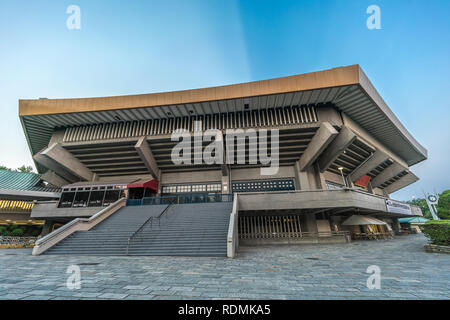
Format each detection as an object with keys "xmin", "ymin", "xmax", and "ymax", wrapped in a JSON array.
[{"xmin": 20, "ymin": 65, "xmax": 427, "ymax": 256}]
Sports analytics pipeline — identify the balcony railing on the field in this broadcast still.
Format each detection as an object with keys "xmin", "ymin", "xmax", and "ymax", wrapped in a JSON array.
[{"xmin": 126, "ymin": 193, "xmax": 233, "ymax": 206}]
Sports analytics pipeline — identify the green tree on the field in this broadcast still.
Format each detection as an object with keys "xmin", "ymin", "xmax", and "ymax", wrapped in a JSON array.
[
  {"xmin": 0, "ymin": 165, "xmax": 34, "ymax": 173},
  {"xmin": 406, "ymin": 198, "xmax": 431, "ymax": 219},
  {"xmin": 437, "ymin": 190, "xmax": 450, "ymax": 220},
  {"xmin": 16, "ymin": 165, "xmax": 34, "ymax": 173}
]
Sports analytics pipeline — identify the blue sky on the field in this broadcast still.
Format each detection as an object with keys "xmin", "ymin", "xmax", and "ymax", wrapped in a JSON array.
[{"xmin": 0, "ymin": 0, "xmax": 449, "ymax": 200}]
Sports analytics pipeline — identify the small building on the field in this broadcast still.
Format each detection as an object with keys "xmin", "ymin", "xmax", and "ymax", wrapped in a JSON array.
[
  {"xmin": 398, "ymin": 217, "xmax": 429, "ymax": 233},
  {"xmin": 0, "ymin": 169, "xmax": 60, "ymax": 235}
]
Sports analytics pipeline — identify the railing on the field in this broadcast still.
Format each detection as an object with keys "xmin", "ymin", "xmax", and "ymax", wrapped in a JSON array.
[
  {"xmin": 126, "ymin": 193, "xmax": 233, "ymax": 206},
  {"xmin": 227, "ymin": 193, "xmax": 239, "ymax": 258},
  {"xmin": 32, "ymin": 198, "xmax": 126, "ymax": 255},
  {"xmin": 125, "ymin": 204, "xmax": 173, "ymax": 255}
]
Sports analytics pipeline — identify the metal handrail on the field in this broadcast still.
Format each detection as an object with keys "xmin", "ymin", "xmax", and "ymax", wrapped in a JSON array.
[{"xmin": 125, "ymin": 204, "xmax": 172, "ymax": 255}]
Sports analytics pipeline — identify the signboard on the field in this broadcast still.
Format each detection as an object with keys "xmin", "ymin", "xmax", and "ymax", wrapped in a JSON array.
[
  {"xmin": 354, "ymin": 175, "xmax": 371, "ymax": 188},
  {"xmin": 386, "ymin": 199, "xmax": 412, "ymax": 215}
]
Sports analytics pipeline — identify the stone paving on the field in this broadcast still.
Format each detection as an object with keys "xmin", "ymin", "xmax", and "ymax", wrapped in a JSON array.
[{"xmin": 0, "ymin": 234, "xmax": 448, "ymax": 300}]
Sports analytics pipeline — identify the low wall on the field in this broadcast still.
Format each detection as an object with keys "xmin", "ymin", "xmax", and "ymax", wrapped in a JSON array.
[
  {"xmin": 32, "ymin": 198, "xmax": 126, "ymax": 255},
  {"xmin": 424, "ymin": 244, "xmax": 450, "ymax": 254},
  {"xmin": 31, "ymin": 202, "xmax": 103, "ymax": 218},
  {"xmin": 240, "ymin": 235, "xmax": 349, "ymax": 246}
]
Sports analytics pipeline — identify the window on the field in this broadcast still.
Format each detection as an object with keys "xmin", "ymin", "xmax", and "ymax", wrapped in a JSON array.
[
  {"xmin": 88, "ymin": 190, "xmax": 105, "ymax": 207},
  {"xmin": 73, "ymin": 191, "xmax": 89, "ymax": 207},
  {"xmin": 232, "ymin": 179, "xmax": 295, "ymax": 192},
  {"xmin": 161, "ymin": 183, "xmax": 222, "ymax": 195},
  {"xmin": 207, "ymin": 184, "xmax": 221, "ymax": 192},
  {"xmin": 325, "ymin": 181, "xmax": 343, "ymax": 190},
  {"xmin": 58, "ymin": 192, "xmax": 76, "ymax": 208},
  {"xmin": 103, "ymin": 190, "xmax": 120, "ymax": 206}
]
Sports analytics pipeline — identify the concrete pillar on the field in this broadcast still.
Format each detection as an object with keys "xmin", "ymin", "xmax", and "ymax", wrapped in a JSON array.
[
  {"xmin": 314, "ymin": 163, "xmax": 327, "ymax": 189},
  {"xmin": 222, "ymin": 172, "xmax": 231, "ymax": 194},
  {"xmin": 391, "ymin": 217, "xmax": 401, "ymax": 235},
  {"xmin": 40, "ymin": 220, "xmax": 53, "ymax": 237},
  {"xmin": 305, "ymin": 213, "xmax": 318, "ymax": 234},
  {"xmin": 295, "ymin": 161, "xmax": 311, "ymax": 190}
]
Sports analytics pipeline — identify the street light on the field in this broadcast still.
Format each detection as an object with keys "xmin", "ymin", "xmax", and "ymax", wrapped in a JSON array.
[{"xmin": 338, "ymin": 167, "xmax": 347, "ymax": 188}]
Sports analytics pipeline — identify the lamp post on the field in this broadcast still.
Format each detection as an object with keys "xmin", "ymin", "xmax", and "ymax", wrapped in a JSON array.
[{"xmin": 338, "ymin": 167, "xmax": 347, "ymax": 188}]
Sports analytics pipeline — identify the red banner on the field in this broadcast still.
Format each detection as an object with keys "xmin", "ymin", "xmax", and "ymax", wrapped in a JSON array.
[{"xmin": 354, "ymin": 175, "xmax": 371, "ymax": 188}]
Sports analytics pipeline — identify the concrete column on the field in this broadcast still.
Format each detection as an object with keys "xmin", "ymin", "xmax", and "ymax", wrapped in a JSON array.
[
  {"xmin": 135, "ymin": 136, "xmax": 160, "ymax": 178},
  {"xmin": 305, "ymin": 213, "xmax": 318, "ymax": 234},
  {"xmin": 391, "ymin": 217, "xmax": 401, "ymax": 235},
  {"xmin": 314, "ymin": 163, "xmax": 327, "ymax": 189},
  {"xmin": 222, "ymin": 173, "xmax": 231, "ymax": 194},
  {"xmin": 40, "ymin": 220, "xmax": 53, "ymax": 237},
  {"xmin": 295, "ymin": 161, "xmax": 311, "ymax": 190}
]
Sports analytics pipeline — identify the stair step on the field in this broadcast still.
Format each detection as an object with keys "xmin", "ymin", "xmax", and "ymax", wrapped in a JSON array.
[{"xmin": 45, "ymin": 202, "xmax": 233, "ymax": 257}]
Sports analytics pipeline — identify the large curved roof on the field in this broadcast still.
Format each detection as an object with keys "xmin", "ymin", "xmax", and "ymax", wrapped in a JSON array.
[{"xmin": 19, "ymin": 65, "xmax": 427, "ymax": 169}]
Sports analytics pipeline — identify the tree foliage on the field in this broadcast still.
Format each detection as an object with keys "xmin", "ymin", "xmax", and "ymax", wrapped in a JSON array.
[
  {"xmin": 406, "ymin": 198, "xmax": 431, "ymax": 219},
  {"xmin": 437, "ymin": 190, "xmax": 450, "ymax": 220},
  {"xmin": 0, "ymin": 164, "xmax": 34, "ymax": 173},
  {"xmin": 406, "ymin": 191, "xmax": 450, "ymax": 220},
  {"xmin": 16, "ymin": 165, "xmax": 34, "ymax": 173}
]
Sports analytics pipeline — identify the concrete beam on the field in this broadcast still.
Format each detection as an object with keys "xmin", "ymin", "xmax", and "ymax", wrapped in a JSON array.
[
  {"xmin": 371, "ymin": 162, "xmax": 406, "ymax": 188},
  {"xmin": 41, "ymin": 171, "xmax": 70, "ymax": 188},
  {"xmin": 318, "ymin": 126, "xmax": 357, "ymax": 172},
  {"xmin": 135, "ymin": 136, "xmax": 160, "ymax": 178},
  {"xmin": 43, "ymin": 143, "xmax": 94, "ymax": 181},
  {"xmin": 33, "ymin": 149, "xmax": 81, "ymax": 183},
  {"xmin": 349, "ymin": 149, "xmax": 390, "ymax": 182},
  {"xmin": 298, "ymin": 122, "xmax": 338, "ymax": 171},
  {"xmin": 384, "ymin": 172, "xmax": 419, "ymax": 194}
]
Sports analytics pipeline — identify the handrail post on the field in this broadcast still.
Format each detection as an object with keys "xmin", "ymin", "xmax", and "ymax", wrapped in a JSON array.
[{"xmin": 125, "ymin": 203, "xmax": 172, "ymax": 255}]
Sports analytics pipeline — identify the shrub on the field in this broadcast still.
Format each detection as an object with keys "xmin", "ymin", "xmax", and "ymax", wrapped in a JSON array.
[
  {"xmin": 420, "ymin": 220, "xmax": 450, "ymax": 246},
  {"xmin": 10, "ymin": 228, "xmax": 24, "ymax": 237}
]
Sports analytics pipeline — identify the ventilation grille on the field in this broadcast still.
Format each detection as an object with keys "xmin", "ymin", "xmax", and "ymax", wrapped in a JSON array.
[{"xmin": 63, "ymin": 106, "xmax": 317, "ymax": 142}]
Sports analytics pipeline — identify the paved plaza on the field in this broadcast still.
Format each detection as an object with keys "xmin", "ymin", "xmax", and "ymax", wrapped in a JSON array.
[{"xmin": 0, "ymin": 234, "xmax": 448, "ymax": 300}]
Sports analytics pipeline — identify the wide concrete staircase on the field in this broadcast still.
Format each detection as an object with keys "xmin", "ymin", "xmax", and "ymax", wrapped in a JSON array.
[
  {"xmin": 127, "ymin": 202, "xmax": 232, "ymax": 256},
  {"xmin": 44, "ymin": 202, "xmax": 232, "ymax": 257}
]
